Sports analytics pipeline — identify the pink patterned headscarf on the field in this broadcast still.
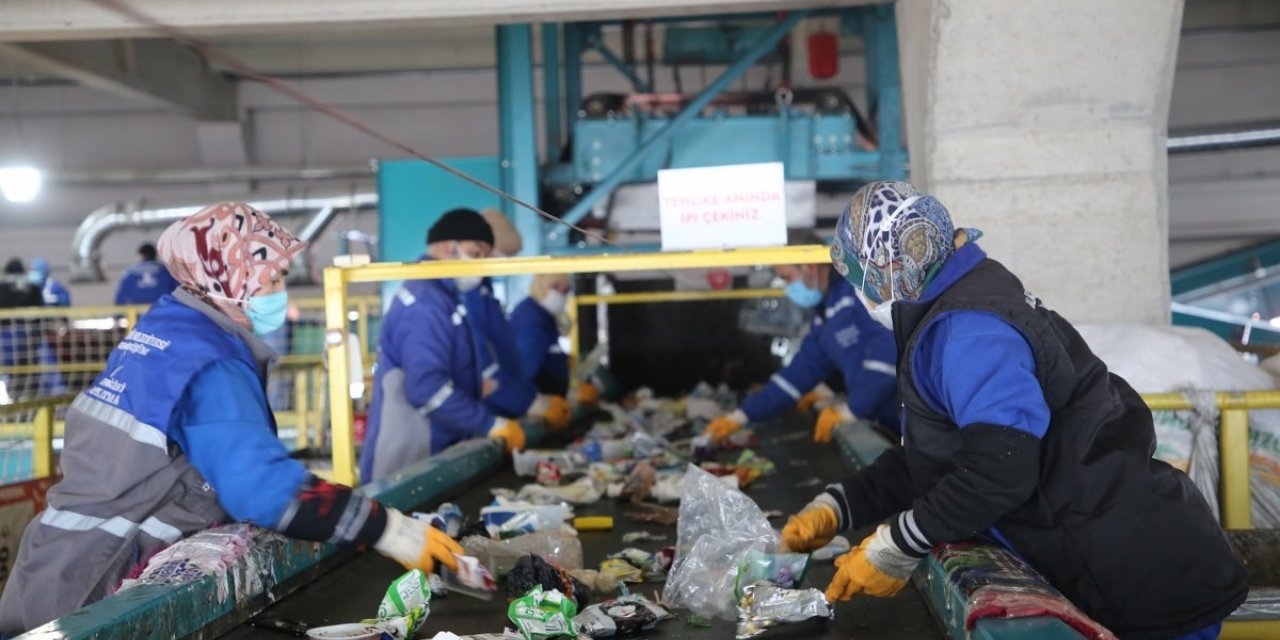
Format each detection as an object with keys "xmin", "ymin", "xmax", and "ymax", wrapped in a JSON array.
[{"xmin": 157, "ymin": 202, "xmax": 306, "ymax": 330}]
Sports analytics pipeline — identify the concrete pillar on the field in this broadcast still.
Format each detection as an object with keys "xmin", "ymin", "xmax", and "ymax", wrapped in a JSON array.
[{"xmin": 898, "ymin": 1, "xmax": 1185, "ymax": 325}]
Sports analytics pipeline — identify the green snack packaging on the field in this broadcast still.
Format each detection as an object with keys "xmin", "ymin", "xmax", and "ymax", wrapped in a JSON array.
[
  {"xmin": 365, "ymin": 569, "xmax": 431, "ymax": 638},
  {"xmin": 508, "ymin": 585, "xmax": 579, "ymax": 640}
]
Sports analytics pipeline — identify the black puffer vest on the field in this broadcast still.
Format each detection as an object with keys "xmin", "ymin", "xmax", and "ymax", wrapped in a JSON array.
[{"xmin": 894, "ymin": 258, "xmax": 1247, "ymax": 639}]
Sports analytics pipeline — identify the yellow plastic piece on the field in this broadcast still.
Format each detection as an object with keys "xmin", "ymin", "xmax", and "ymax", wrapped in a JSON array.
[{"xmin": 573, "ymin": 516, "xmax": 614, "ymax": 531}]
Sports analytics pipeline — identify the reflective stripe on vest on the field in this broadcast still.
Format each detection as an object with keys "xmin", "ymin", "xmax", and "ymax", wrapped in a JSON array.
[
  {"xmin": 71, "ymin": 393, "xmax": 167, "ymax": 452},
  {"xmin": 40, "ymin": 506, "xmax": 183, "ymax": 544}
]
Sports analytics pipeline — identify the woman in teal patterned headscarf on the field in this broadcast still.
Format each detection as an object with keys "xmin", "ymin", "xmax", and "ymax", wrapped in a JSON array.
[
  {"xmin": 782, "ymin": 180, "xmax": 1246, "ymax": 640},
  {"xmin": 830, "ymin": 180, "xmax": 978, "ymax": 304}
]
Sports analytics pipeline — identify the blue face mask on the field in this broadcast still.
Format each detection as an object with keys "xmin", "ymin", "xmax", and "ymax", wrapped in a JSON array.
[
  {"xmin": 245, "ymin": 291, "xmax": 289, "ymax": 336},
  {"xmin": 784, "ymin": 278, "xmax": 823, "ymax": 308}
]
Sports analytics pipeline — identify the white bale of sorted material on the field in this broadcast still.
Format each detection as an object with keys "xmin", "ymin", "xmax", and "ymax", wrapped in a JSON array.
[{"xmin": 1078, "ymin": 323, "xmax": 1280, "ymax": 526}]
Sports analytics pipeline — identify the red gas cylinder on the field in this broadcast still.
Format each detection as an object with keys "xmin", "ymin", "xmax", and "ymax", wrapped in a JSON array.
[
  {"xmin": 808, "ymin": 31, "xmax": 839, "ymax": 80},
  {"xmin": 353, "ymin": 412, "xmax": 368, "ymax": 446},
  {"xmin": 706, "ymin": 268, "xmax": 732, "ymax": 290}
]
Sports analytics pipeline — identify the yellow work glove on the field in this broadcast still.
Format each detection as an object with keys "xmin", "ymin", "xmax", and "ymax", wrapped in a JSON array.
[
  {"xmin": 826, "ymin": 524, "xmax": 922, "ymax": 601},
  {"xmin": 781, "ymin": 500, "xmax": 840, "ymax": 553},
  {"xmin": 526, "ymin": 395, "xmax": 571, "ymax": 432},
  {"xmin": 543, "ymin": 395, "xmax": 571, "ymax": 432},
  {"xmin": 702, "ymin": 409, "xmax": 747, "ymax": 443},
  {"xmin": 576, "ymin": 381, "xmax": 601, "ymax": 406},
  {"xmin": 796, "ymin": 392, "xmax": 822, "ymax": 415},
  {"xmin": 488, "ymin": 419, "xmax": 526, "ymax": 454},
  {"xmin": 374, "ymin": 508, "xmax": 464, "ymax": 574},
  {"xmin": 814, "ymin": 404, "xmax": 855, "ymax": 443}
]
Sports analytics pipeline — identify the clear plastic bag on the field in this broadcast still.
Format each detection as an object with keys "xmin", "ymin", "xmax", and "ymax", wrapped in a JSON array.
[
  {"xmin": 462, "ymin": 529, "xmax": 584, "ymax": 577},
  {"xmin": 662, "ymin": 464, "xmax": 779, "ymax": 620}
]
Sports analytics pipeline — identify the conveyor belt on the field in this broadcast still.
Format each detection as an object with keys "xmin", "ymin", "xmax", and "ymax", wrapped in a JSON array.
[{"xmin": 222, "ymin": 419, "xmax": 944, "ymax": 640}]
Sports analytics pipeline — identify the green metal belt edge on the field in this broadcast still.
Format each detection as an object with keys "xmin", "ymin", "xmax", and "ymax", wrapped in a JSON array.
[
  {"xmin": 832, "ymin": 422, "xmax": 1084, "ymax": 640},
  {"xmin": 16, "ymin": 420, "xmax": 550, "ymax": 640}
]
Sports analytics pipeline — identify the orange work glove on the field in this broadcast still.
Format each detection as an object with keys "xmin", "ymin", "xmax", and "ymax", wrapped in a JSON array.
[
  {"xmin": 576, "ymin": 382, "xmax": 601, "ymax": 406},
  {"xmin": 796, "ymin": 392, "xmax": 822, "ymax": 415},
  {"xmin": 781, "ymin": 502, "xmax": 840, "ymax": 553},
  {"xmin": 488, "ymin": 419, "xmax": 526, "ymax": 454},
  {"xmin": 701, "ymin": 409, "xmax": 747, "ymax": 443},
  {"xmin": 826, "ymin": 524, "xmax": 922, "ymax": 601},
  {"xmin": 814, "ymin": 404, "xmax": 855, "ymax": 443},
  {"xmin": 543, "ymin": 395, "xmax": 571, "ymax": 432},
  {"xmin": 374, "ymin": 508, "xmax": 464, "ymax": 574}
]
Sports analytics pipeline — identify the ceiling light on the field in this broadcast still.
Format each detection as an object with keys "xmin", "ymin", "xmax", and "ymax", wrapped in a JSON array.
[{"xmin": 0, "ymin": 166, "xmax": 43, "ymax": 203}]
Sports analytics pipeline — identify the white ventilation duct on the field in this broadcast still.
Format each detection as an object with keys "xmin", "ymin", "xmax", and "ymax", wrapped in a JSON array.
[{"xmin": 69, "ymin": 192, "xmax": 378, "ymax": 283}]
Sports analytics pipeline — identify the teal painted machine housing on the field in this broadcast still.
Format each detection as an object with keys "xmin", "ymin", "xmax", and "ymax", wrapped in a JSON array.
[
  {"xmin": 377, "ymin": 157, "xmax": 504, "ymax": 264},
  {"xmin": 569, "ymin": 112, "xmax": 883, "ymax": 183}
]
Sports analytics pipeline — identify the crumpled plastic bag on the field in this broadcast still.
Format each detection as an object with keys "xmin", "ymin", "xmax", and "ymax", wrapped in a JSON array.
[
  {"xmin": 116, "ymin": 523, "xmax": 260, "ymax": 603},
  {"xmin": 509, "ymin": 477, "xmax": 605, "ymax": 506},
  {"xmin": 462, "ymin": 529, "xmax": 583, "ymax": 576},
  {"xmin": 662, "ymin": 464, "xmax": 779, "ymax": 620}
]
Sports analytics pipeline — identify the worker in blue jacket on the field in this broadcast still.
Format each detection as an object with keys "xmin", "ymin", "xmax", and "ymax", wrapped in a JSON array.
[
  {"xmin": 115, "ymin": 243, "xmax": 181, "ymax": 306},
  {"xmin": 782, "ymin": 181, "xmax": 1246, "ymax": 640},
  {"xmin": 703, "ymin": 235, "xmax": 898, "ymax": 444},
  {"xmin": 28, "ymin": 259, "xmax": 71, "ymax": 307},
  {"xmin": 0, "ymin": 203, "xmax": 462, "ymax": 635},
  {"xmin": 509, "ymin": 273, "xmax": 571, "ymax": 394},
  {"xmin": 361, "ymin": 210, "xmax": 566, "ymax": 483},
  {"xmin": 451, "ymin": 209, "xmax": 571, "ymax": 431}
]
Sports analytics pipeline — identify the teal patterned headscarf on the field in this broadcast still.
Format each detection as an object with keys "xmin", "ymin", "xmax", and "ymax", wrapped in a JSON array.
[{"xmin": 831, "ymin": 181, "xmax": 980, "ymax": 303}]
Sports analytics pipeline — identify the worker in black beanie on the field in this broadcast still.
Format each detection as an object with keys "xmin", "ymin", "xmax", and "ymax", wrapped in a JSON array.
[{"xmin": 360, "ymin": 208, "xmax": 531, "ymax": 481}]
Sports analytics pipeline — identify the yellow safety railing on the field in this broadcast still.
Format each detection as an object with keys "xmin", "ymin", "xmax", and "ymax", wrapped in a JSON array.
[
  {"xmin": 0, "ymin": 393, "xmax": 76, "ymax": 478},
  {"xmin": 321, "ymin": 245, "xmax": 830, "ymax": 485},
  {"xmin": 1141, "ymin": 390, "xmax": 1280, "ymax": 530},
  {"xmin": 0, "ymin": 360, "xmax": 327, "ymax": 483}
]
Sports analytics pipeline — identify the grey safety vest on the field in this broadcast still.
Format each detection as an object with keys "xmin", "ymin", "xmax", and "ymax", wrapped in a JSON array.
[{"xmin": 0, "ymin": 289, "xmax": 276, "ymax": 634}]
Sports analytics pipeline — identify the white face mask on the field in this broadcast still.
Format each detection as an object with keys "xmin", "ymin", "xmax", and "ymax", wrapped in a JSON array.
[
  {"xmin": 856, "ymin": 289, "xmax": 895, "ymax": 332},
  {"xmin": 539, "ymin": 289, "xmax": 567, "ymax": 316},
  {"xmin": 451, "ymin": 242, "xmax": 484, "ymax": 292}
]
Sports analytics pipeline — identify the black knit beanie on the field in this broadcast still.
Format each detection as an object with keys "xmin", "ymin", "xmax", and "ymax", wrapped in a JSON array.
[{"xmin": 427, "ymin": 208, "xmax": 495, "ymax": 246}]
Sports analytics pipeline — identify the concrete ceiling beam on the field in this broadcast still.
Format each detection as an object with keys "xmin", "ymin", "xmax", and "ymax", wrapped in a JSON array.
[{"xmin": 0, "ymin": 39, "xmax": 237, "ymax": 120}]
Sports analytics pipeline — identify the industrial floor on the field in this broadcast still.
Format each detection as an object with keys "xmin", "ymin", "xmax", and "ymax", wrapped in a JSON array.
[{"xmin": 221, "ymin": 420, "xmax": 945, "ymax": 640}]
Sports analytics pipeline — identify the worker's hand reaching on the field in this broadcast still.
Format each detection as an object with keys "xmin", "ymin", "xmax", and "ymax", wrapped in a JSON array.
[
  {"xmin": 796, "ymin": 383, "xmax": 837, "ymax": 414},
  {"xmin": 527, "ymin": 395, "xmax": 571, "ymax": 432},
  {"xmin": 543, "ymin": 395, "xmax": 572, "ymax": 431},
  {"xmin": 814, "ymin": 404, "xmax": 855, "ymax": 443},
  {"xmin": 488, "ymin": 419, "xmax": 526, "ymax": 453},
  {"xmin": 781, "ymin": 496, "xmax": 840, "ymax": 552},
  {"xmin": 826, "ymin": 524, "xmax": 921, "ymax": 601},
  {"xmin": 702, "ymin": 409, "xmax": 747, "ymax": 443},
  {"xmin": 576, "ymin": 381, "xmax": 601, "ymax": 406},
  {"xmin": 374, "ymin": 508, "xmax": 464, "ymax": 574},
  {"xmin": 796, "ymin": 391, "xmax": 822, "ymax": 415}
]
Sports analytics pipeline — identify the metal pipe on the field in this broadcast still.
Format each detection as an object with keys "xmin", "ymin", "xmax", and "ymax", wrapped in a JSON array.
[
  {"xmin": 1168, "ymin": 123, "xmax": 1280, "ymax": 154},
  {"xmin": 70, "ymin": 192, "xmax": 378, "ymax": 283},
  {"xmin": 557, "ymin": 10, "xmax": 809, "ymax": 231},
  {"xmin": 542, "ymin": 22, "xmax": 563, "ymax": 162},
  {"xmin": 50, "ymin": 164, "xmax": 375, "ymax": 186},
  {"xmin": 589, "ymin": 33, "xmax": 650, "ymax": 93}
]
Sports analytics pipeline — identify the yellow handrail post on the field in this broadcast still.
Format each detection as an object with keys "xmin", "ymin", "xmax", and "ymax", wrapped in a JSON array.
[
  {"xmin": 356, "ymin": 299, "xmax": 371, "ymax": 366},
  {"xmin": 567, "ymin": 294, "xmax": 580, "ymax": 380},
  {"xmin": 324, "ymin": 267, "xmax": 357, "ymax": 486},
  {"xmin": 1220, "ymin": 406, "xmax": 1252, "ymax": 529},
  {"xmin": 294, "ymin": 368, "xmax": 310, "ymax": 450},
  {"xmin": 125, "ymin": 306, "xmax": 139, "ymax": 329},
  {"xmin": 33, "ymin": 404, "xmax": 55, "ymax": 478}
]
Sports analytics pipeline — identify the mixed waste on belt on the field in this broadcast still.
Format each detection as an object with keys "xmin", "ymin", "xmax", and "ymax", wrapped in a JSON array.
[{"xmin": 295, "ymin": 384, "xmax": 842, "ymax": 639}]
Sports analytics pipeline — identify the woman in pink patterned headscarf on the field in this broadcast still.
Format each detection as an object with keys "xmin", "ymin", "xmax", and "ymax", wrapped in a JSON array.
[
  {"xmin": 157, "ymin": 201, "xmax": 306, "ymax": 332},
  {"xmin": 0, "ymin": 202, "xmax": 465, "ymax": 636}
]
